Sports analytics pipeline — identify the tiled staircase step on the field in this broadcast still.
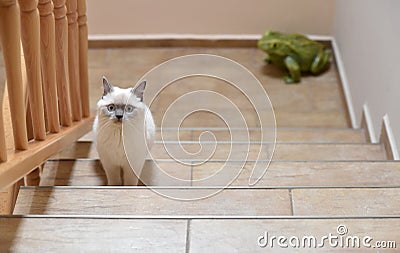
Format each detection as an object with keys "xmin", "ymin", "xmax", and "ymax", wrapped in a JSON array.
[
  {"xmin": 40, "ymin": 160, "xmax": 400, "ymax": 188},
  {"xmin": 14, "ymin": 187, "xmax": 400, "ymax": 216},
  {"xmin": 275, "ymin": 111, "xmax": 348, "ymax": 128},
  {"xmin": 1, "ymin": 217, "xmax": 398, "ymax": 252},
  {"xmin": 189, "ymin": 218, "xmax": 400, "ymax": 252},
  {"xmin": 0, "ymin": 217, "xmax": 186, "ymax": 252},
  {"xmin": 275, "ymin": 128, "xmax": 365, "ymax": 143},
  {"xmin": 40, "ymin": 160, "xmax": 191, "ymax": 186},
  {"xmin": 91, "ymin": 111, "xmax": 348, "ymax": 129},
  {"xmin": 80, "ymin": 128, "xmax": 366, "ymax": 143},
  {"xmin": 193, "ymin": 161, "xmax": 400, "ymax": 187},
  {"xmin": 53, "ymin": 142, "xmax": 386, "ymax": 160},
  {"xmin": 14, "ymin": 187, "xmax": 292, "ymax": 216},
  {"xmin": 144, "ymin": 74, "xmax": 343, "ymax": 113},
  {"xmin": 40, "ymin": 159, "xmax": 106, "ymax": 186},
  {"xmin": 292, "ymin": 188, "xmax": 400, "ymax": 216},
  {"xmin": 87, "ymin": 48, "xmax": 346, "ymax": 103},
  {"xmin": 151, "ymin": 109, "xmax": 262, "ymax": 128}
]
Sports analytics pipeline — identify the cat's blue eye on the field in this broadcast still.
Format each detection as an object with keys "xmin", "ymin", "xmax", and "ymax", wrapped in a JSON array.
[
  {"xmin": 107, "ymin": 104, "xmax": 115, "ymax": 112},
  {"xmin": 125, "ymin": 105, "xmax": 135, "ymax": 113}
]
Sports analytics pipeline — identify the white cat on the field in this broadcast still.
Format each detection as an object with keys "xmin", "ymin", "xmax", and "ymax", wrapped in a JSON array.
[{"xmin": 93, "ymin": 76, "xmax": 155, "ymax": 185}]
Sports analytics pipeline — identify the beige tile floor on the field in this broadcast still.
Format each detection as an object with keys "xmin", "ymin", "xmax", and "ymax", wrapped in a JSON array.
[
  {"xmin": 0, "ymin": 218, "xmax": 187, "ymax": 252},
  {"xmin": 14, "ymin": 188, "xmax": 292, "ymax": 216},
  {"xmin": 292, "ymin": 188, "xmax": 400, "ymax": 216},
  {"xmin": 189, "ymin": 219, "xmax": 400, "ymax": 252},
  {"xmin": 40, "ymin": 160, "xmax": 400, "ymax": 188}
]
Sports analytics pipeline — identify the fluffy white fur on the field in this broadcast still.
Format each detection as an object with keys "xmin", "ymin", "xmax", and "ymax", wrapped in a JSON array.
[{"xmin": 93, "ymin": 77, "xmax": 155, "ymax": 185}]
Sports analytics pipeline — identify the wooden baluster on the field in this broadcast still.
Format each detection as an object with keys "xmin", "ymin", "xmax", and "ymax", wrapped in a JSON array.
[
  {"xmin": 53, "ymin": 0, "xmax": 72, "ymax": 127},
  {"xmin": 0, "ymin": 108, "xmax": 6, "ymax": 162},
  {"xmin": 6, "ymin": 177, "xmax": 24, "ymax": 214},
  {"xmin": 25, "ymin": 166, "xmax": 42, "ymax": 186},
  {"xmin": 25, "ymin": 100, "xmax": 34, "ymax": 141},
  {"xmin": 66, "ymin": 0, "xmax": 82, "ymax": 121},
  {"xmin": 0, "ymin": 76, "xmax": 6, "ymax": 162},
  {"xmin": 38, "ymin": 0, "xmax": 60, "ymax": 133},
  {"xmin": 19, "ymin": 0, "xmax": 47, "ymax": 141},
  {"xmin": 25, "ymin": 102, "xmax": 42, "ymax": 186},
  {"xmin": 77, "ymin": 0, "xmax": 89, "ymax": 118},
  {"xmin": 0, "ymin": 0, "xmax": 28, "ymax": 150}
]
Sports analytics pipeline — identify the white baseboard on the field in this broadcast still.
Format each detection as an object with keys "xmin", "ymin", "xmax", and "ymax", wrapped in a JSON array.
[
  {"xmin": 382, "ymin": 115, "xmax": 400, "ymax": 160},
  {"xmin": 88, "ymin": 34, "xmax": 262, "ymax": 41},
  {"xmin": 331, "ymin": 38, "xmax": 357, "ymax": 128},
  {"xmin": 332, "ymin": 38, "xmax": 398, "ymax": 159},
  {"xmin": 362, "ymin": 103, "xmax": 378, "ymax": 143},
  {"xmin": 88, "ymin": 33, "xmax": 333, "ymax": 42}
]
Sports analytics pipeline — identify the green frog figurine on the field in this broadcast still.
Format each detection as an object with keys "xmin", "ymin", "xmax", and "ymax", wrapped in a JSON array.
[{"xmin": 257, "ymin": 30, "xmax": 332, "ymax": 84}]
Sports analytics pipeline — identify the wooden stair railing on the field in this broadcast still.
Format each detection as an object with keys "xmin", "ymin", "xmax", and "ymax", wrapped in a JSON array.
[{"xmin": 0, "ymin": 0, "xmax": 92, "ymax": 214}]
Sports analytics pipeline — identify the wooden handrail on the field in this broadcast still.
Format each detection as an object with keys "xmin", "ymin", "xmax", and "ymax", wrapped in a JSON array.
[
  {"xmin": 0, "ymin": 117, "xmax": 93, "ymax": 190},
  {"xmin": 0, "ymin": 0, "xmax": 91, "ymax": 213}
]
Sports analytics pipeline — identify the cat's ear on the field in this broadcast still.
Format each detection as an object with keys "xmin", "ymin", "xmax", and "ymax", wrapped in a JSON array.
[
  {"xmin": 102, "ymin": 76, "xmax": 113, "ymax": 96},
  {"xmin": 132, "ymin": 80, "xmax": 146, "ymax": 102}
]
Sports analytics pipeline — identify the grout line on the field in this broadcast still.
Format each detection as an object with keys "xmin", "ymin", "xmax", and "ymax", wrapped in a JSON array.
[
  {"xmin": 5, "ymin": 214, "xmax": 400, "ymax": 220},
  {"xmin": 155, "ymin": 127, "xmax": 365, "ymax": 131},
  {"xmin": 46, "ymin": 158, "xmax": 399, "ymax": 163},
  {"xmin": 190, "ymin": 161, "xmax": 193, "ymax": 187},
  {"xmin": 76, "ymin": 140, "xmax": 384, "ymax": 145},
  {"xmin": 189, "ymin": 129, "xmax": 194, "ymax": 142},
  {"xmin": 83, "ymin": 127, "xmax": 366, "ymax": 132},
  {"xmin": 189, "ymin": 130, "xmax": 194, "ymax": 187},
  {"xmin": 21, "ymin": 185, "xmax": 400, "ymax": 190},
  {"xmin": 289, "ymin": 189, "xmax": 294, "ymax": 216},
  {"xmin": 185, "ymin": 220, "xmax": 191, "ymax": 253},
  {"xmin": 153, "ymin": 141, "xmax": 369, "ymax": 145}
]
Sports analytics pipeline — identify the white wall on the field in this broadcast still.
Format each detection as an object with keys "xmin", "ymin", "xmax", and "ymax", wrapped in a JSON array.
[
  {"xmin": 334, "ymin": 0, "xmax": 400, "ymax": 154},
  {"xmin": 87, "ymin": 0, "xmax": 334, "ymax": 35}
]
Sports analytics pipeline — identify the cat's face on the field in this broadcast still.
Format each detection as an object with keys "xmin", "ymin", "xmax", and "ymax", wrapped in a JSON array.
[{"xmin": 97, "ymin": 76, "xmax": 147, "ymax": 123}]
